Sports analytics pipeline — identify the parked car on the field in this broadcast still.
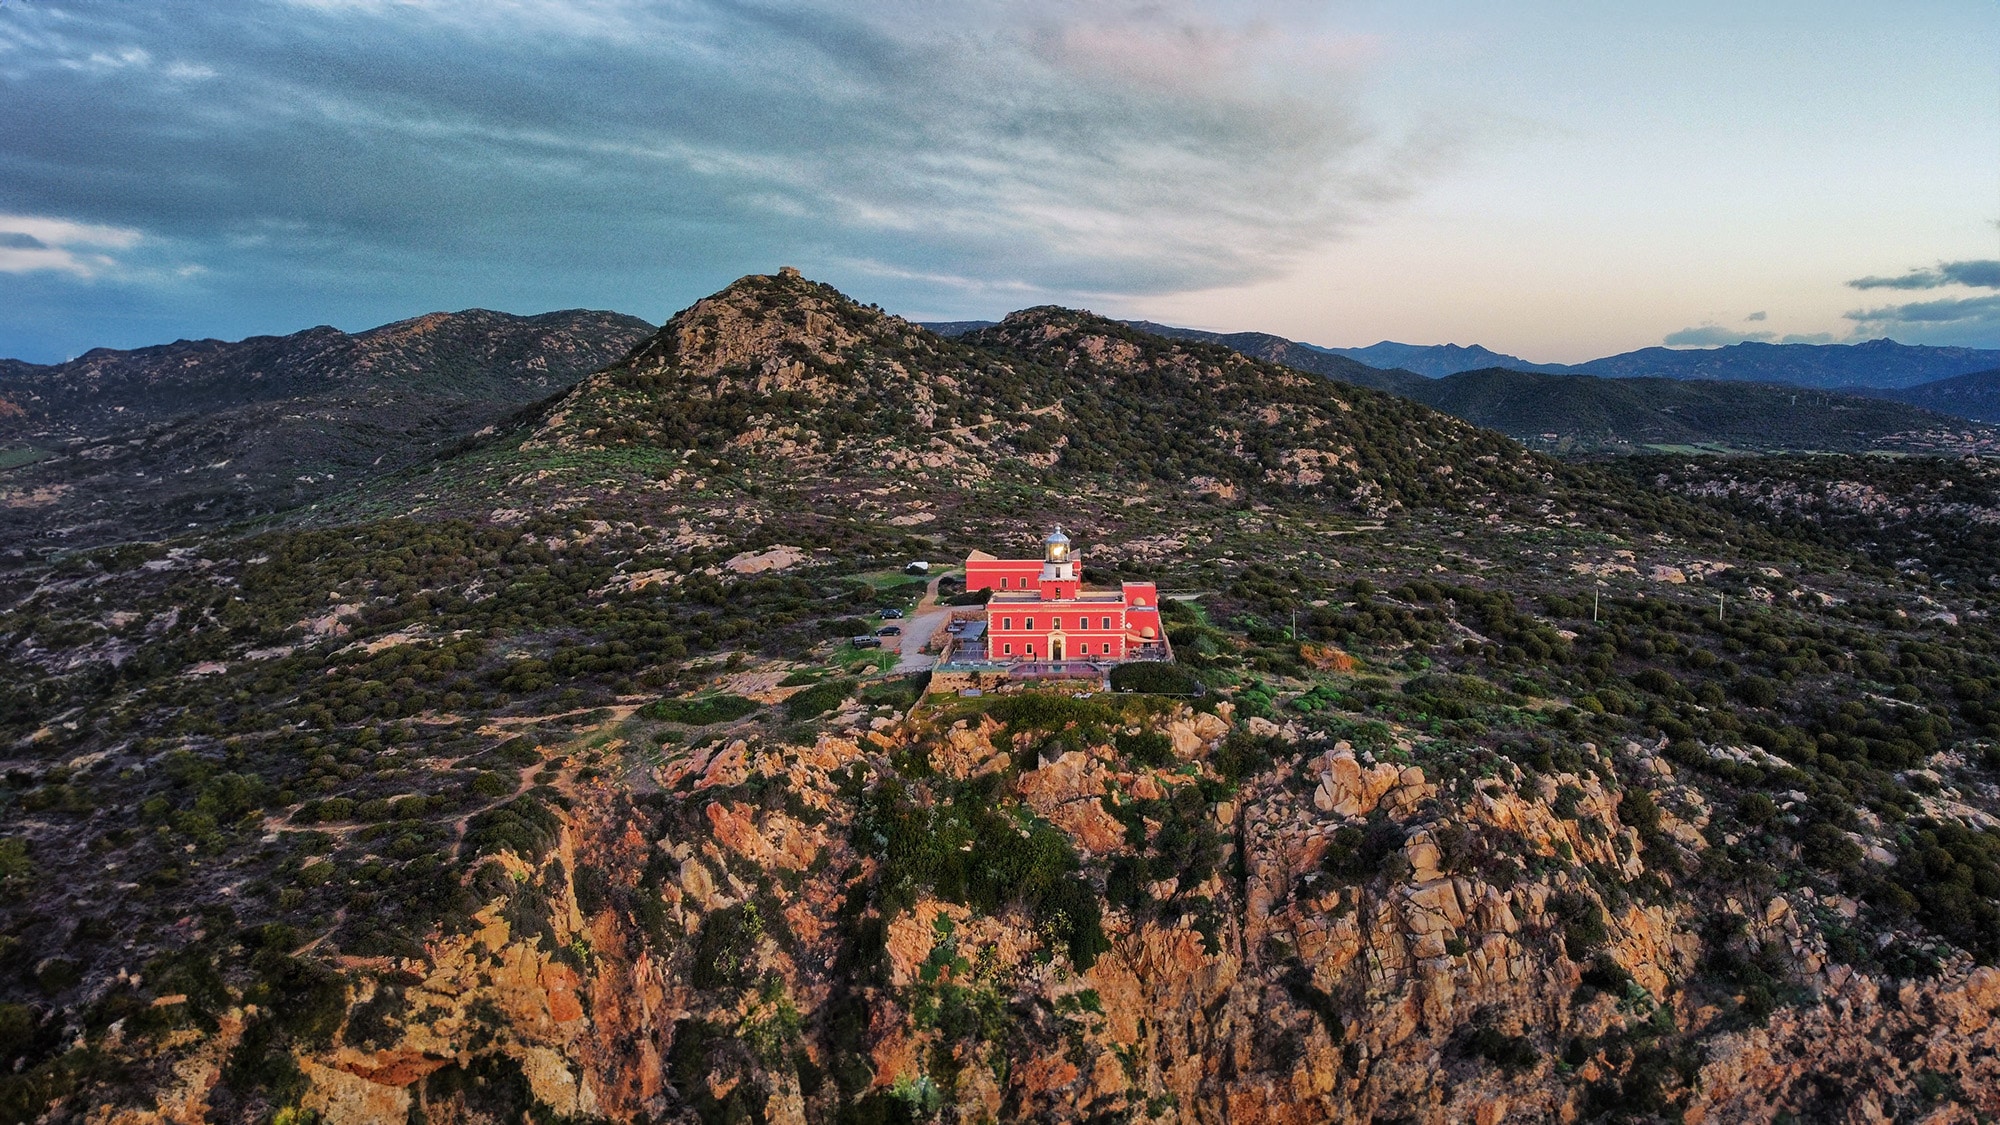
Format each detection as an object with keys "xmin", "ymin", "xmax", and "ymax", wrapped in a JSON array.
[
  {"xmin": 850, "ymin": 636, "xmax": 883, "ymax": 649},
  {"xmin": 881, "ymin": 608, "xmax": 904, "ymax": 619},
  {"xmin": 876, "ymin": 625, "xmax": 902, "ymax": 637}
]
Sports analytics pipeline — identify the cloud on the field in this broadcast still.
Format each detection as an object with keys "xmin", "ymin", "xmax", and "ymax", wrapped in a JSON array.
[
  {"xmin": 1744, "ymin": 310, "xmax": 1766, "ymax": 321},
  {"xmin": 1847, "ymin": 259, "xmax": 2000, "ymax": 290},
  {"xmin": 1844, "ymin": 293, "xmax": 2000, "ymax": 348},
  {"xmin": 0, "ymin": 0, "xmax": 1449, "ymax": 355},
  {"xmin": 1779, "ymin": 332, "xmax": 1834, "ymax": 345},
  {"xmin": 0, "ymin": 214, "xmax": 143, "ymax": 278},
  {"xmin": 1663, "ymin": 324, "xmax": 1774, "ymax": 347}
]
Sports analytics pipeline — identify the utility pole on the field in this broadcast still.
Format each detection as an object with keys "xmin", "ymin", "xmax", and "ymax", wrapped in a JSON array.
[
  {"xmin": 1718, "ymin": 592, "xmax": 1726, "ymax": 624},
  {"xmin": 1592, "ymin": 585, "xmax": 1600, "ymax": 624}
]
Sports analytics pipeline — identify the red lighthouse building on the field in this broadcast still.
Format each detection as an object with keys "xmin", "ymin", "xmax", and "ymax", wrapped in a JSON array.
[{"xmin": 962, "ymin": 527, "xmax": 1169, "ymax": 665}]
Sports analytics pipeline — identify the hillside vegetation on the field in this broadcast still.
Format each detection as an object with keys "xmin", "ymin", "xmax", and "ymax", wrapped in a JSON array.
[
  {"xmin": 0, "ymin": 309, "xmax": 653, "ymax": 553},
  {"xmin": 1410, "ymin": 367, "xmax": 1997, "ymax": 455},
  {"xmin": 1857, "ymin": 367, "xmax": 2000, "ymax": 424},
  {"xmin": 1132, "ymin": 325, "xmax": 2000, "ymax": 455},
  {"xmin": 0, "ymin": 272, "xmax": 1995, "ymax": 1123}
]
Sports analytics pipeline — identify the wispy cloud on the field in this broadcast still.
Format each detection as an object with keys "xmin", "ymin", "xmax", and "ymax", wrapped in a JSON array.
[
  {"xmin": 0, "ymin": 0, "xmax": 1448, "ymax": 323},
  {"xmin": 1663, "ymin": 324, "xmax": 1774, "ymax": 347},
  {"xmin": 1848, "ymin": 259, "xmax": 2000, "ymax": 291},
  {"xmin": 0, "ymin": 215, "xmax": 142, "ymax": 278},
  {"xmin": 1844, "ymin": 293, "xmax": 2000, "ymax": 348}
]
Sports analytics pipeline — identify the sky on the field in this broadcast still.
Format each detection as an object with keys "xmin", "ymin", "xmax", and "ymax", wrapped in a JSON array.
[{"xmin": 0, "ymin": 0, "xmax": 1996, "ymax": 364}]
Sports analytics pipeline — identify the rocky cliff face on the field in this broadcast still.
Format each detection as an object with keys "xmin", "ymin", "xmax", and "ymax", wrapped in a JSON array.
[{"xmin": 88, "ymin": 701, "xmax": 2000, "ymax": 1124}]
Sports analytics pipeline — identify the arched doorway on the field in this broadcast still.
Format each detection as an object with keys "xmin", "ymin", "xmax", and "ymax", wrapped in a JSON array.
[{"xmin": 1049, "ymin": 632, "xmax": 1066, "ymax": 661}]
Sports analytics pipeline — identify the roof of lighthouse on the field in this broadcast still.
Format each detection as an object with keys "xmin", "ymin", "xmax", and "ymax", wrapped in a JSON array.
[{"xmin": 1044, "ymin": 525, "xmax": 1071, "ymax": 545}]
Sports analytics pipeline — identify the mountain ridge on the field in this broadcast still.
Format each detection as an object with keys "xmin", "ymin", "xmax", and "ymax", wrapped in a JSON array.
[
  {"xmin": 1104, "ymin": 324, "xmax": 1999, "ymax": 455},
  {"xmin": 1319, "ymin": 339, "xmax": 1571, "ymax": 377},
  {"xmin": 461, "ymin": 274, "xmax": 1551, "ymax": 534},
  {"xmin": 927, "ymin": 321, "xmax": 2000, "ymax": 391},
  {"xmin": 0, "ymin": 307, "xmax": 654, "ymax": 553},
  {"xmin": 1849, "ymin": 366, "xmax": 2000, "ymax": 423}
]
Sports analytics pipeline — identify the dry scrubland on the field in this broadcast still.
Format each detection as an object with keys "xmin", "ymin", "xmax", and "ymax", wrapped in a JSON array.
[{"xmin": 0, "ymin": 273, "xmax": 1997, "ymax": 1122}]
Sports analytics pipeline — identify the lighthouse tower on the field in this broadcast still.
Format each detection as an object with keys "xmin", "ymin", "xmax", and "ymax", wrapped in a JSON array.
[{"xmin": 1038, "ymin": 525, "xmax": 1079, "ymax": 600}]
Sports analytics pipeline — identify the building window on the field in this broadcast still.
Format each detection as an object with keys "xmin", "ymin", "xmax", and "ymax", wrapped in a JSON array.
[
  {"xmin": 1000, "ymin": 577, "xmax": 1008, "ymax": 589},
  {"xmin": 1003, "ymin": 643, "xmax": 1012, "ymax": 655},
  {"xmin": 1002, "ymin": 617, "xmax": 1012, "ymax": 630},
  {"xmin": 1025, "ymin": 618, "xmax": 1034, "ymax": 630},
  {"xmin": 1052, "ymin": 616, "xmax": 1062, "ymax": 630},
  {"xmin": 1101, "ymin": 616, "xmax": 1112, "ymax": 630},
  {"xmin": 1027, "ymin": 643, "xmax": 1036, "ymax": 656}
]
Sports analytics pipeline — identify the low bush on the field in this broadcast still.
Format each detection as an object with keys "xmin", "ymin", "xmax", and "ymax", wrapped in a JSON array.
[
  {"xmin": 786, "ymin": 679, "xmax": 856, "ymax": 720},
  {"xmin": 1109, "ymin": 662, "xmax": 1201, "ymax": 694},
  {"xmin": 859, "ymin": 778, "xmax": 1107, "ymax": 969},
  {"xmin": 643, "ymin": 694, "xmax": 760, "ymax": 726},
  {"xmin": 463, "ymin": 793, "xmax": 562, "ymax": 862}
]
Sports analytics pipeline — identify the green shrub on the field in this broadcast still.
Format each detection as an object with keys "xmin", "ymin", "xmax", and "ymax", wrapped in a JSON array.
[
  {"xmin": 644, "ymin": 693, "xmax": 760, "ymax": 726},
  {"xmin": 471, "ymin": 771, "xmax": 515, "ymax": 799},
  {"xmin": 690, "ymin": 904, "xmax": 763, "ymax": 991},
  {"xmin": 1737, "ymin": 793, "xmax": 1776, "ymax": 826},
  {"xmin": 860, "ymin": 676, "xmax": 924, "ymax": 711},
  {"xmin": 786, "ymin": 679, "xmax": 855, "ymax": 720},
  {"xmin": 1114, "ymin": 730, "xmax": 1174, "ymax": 768},
  {"xmin": 463, "ymin": 794, "xmax": 562, "ymax": 862},
  {"xmin": 1463, "ymin": 1024, "xmax": 1539, "ymax": 1073},
  {"xmin": 1735, "ymin": 676, "xmax": 1779, "ymax": 708},
  {"xmin": 1549, "ymin": 891, "xmax": 1608, "ymax": 956},
  {"xmin": 0, "ymin": 1004, "xmax": 33, "ymax": 1062},
  {"xmin": 984, "ymin": 693, "xmax": 1114, "ymax": 734},
  {"xmin": 1214, "ymin": 731, "xmax": 1281, "ymax": 785},
  {"xmin": 1109, "ymin": 662, "xmax": 1201, "ymax": 694},
  {"xmin": 859, "ymin": 779, "xmax": 1107, "ymax": 969},
  {"xmin": 1322, "ymin": 817, "xmax": 1406, "ymax": 883}
]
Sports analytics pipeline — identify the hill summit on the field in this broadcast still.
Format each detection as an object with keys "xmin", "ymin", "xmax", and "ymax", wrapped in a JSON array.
[{"xmin": 483, "ymin": 270, "xmax": 1549, "ymax": 538}]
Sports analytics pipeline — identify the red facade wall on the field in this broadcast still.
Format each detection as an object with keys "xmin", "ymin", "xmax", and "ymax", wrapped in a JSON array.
[
  {"xmin": 968, "ymin": 550, "xmax": 1167, "ymax": 664},
  {"xmin": 964, "ymin": 558, "xmax": 1044, "ymax": 594},
  {"xmin": 987, "ymin": 602, "xmax": 1128, "ymax": 660}
]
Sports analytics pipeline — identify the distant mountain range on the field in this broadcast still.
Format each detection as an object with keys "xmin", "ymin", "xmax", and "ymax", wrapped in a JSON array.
[
  {"xmin": 1558, "ymin": 338, "xmax": 2000, "ymax": 390},
  {"xmin": 925, "ymin": 321, "xmax": 2000, "ymax": 391},
  {"xmin": 1851, "ymin": 368, "xmax": 2000, "ymax": 423},
  {"xmin": 1314, "ymin": 340, "xmax": 1568, "ymax": 377},
  {"xmin": 1399, "ymin": 367, "xmax": 1991, "ymax": 456},
  {"xmin": 1118, "ymin": 322, "xmax": 1431, "ymax": 397},
  {"xmin": 1310, "ymin": 337, "xmax": 2000, "ymax": 390},
  {"xmin": 927, "ymin": 319, "xmax": 2000, "ymax": 454},
  {"xmin": 0, "ymin": 308, "xmax": 653, "ymax": 549}
]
